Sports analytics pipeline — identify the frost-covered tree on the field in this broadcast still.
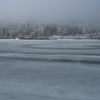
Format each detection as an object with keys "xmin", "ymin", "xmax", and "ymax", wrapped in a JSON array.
[{"xmin": 0, "ymin": 23, "xmax": 100, "ymax": 39}]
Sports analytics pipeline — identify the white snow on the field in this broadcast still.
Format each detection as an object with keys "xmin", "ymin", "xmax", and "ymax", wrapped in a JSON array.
[
  {"xmin": 15, "ymin": 38, "xmax": 19, "ymax": 40},
  {"xmin": 49, "ymin": 35, "xmax": 61, "ymax": 39}
]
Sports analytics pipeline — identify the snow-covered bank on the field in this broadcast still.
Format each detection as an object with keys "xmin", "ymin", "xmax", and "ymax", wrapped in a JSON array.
[{"xmin": 1, "ymin": 34, "xmax": 100, "ymax": 40}]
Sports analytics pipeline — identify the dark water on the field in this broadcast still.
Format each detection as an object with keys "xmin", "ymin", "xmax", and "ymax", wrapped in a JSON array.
[{"xmin": 0, "ymin": 39, "xmax": 100, "ymax": 100}]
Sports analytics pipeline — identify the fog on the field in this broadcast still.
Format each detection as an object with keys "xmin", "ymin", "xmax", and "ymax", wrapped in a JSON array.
[{"xmin": 0, "ymin": 0, "xmax": 100, "ymax": 24}]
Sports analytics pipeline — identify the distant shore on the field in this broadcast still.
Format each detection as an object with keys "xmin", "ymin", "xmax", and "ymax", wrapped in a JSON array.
[{"xmin": 0, "ymin": 38, "xmax": 100, "ymax": 40}]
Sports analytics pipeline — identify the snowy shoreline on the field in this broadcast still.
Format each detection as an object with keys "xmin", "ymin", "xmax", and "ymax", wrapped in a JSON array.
[
  {"xmin": 0, "ymin": 35, "xmax": 100, "ymax": 40},
  {"xmin": 0, "ymin": 38, "xmax": 100, "ymax": 40}
]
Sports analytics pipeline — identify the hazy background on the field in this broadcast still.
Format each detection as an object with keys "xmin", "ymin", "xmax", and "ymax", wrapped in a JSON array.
[{"xmin": 0, "ymin": 0, "xmax": 100, "ymax": 24}]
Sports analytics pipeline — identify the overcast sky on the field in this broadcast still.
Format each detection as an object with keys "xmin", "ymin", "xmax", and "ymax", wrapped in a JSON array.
[{"xmin": 0, "ymin": 0, "xmax": 100, "ymax": 24}]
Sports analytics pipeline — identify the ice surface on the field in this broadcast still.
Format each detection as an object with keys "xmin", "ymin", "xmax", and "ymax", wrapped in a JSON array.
[{"xmin": 0, "ymin": 39, "xmax": 100, "ymax": 100}]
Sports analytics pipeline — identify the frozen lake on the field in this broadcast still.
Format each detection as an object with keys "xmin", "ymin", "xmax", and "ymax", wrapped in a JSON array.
[{"xmin": 0, "ymin": 39, "xmax": 100, "ymax": 100}]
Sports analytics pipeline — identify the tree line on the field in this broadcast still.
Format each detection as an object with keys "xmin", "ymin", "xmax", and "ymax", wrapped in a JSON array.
[{"xmin": 0, "ymin": 23, "xmax": 100, "ymax": 39}]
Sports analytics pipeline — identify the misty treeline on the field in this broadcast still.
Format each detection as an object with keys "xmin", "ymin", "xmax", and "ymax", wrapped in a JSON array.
[{"xmin": 0, "ymin": 23, "xmax": 100, "ymax": 39}]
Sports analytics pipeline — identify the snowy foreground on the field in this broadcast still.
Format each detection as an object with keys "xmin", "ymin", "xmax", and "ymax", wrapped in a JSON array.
[{"xmin": 0, "ymin": 39, "xmax": 100, "ymax": 100}]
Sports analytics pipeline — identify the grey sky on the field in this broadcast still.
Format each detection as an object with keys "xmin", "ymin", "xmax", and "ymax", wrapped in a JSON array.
[{"xmin": 0, "ymin": 0, "xmax": 100, "ymax": 24}]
